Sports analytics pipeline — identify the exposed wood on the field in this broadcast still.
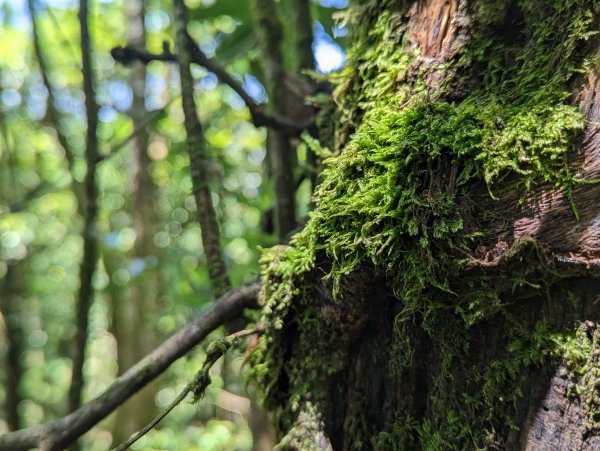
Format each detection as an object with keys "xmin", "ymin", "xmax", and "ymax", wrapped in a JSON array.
[
  {"xmin": 408, "ymin": 0, "xmax": 459, "ymax": 59},
  {"xmin": 472, "ymin": 67, "xmax": 600, "ymax": 269},
  {"xmin": 521, "ymin": 371, "xmax": 600, "ymax": 450}
]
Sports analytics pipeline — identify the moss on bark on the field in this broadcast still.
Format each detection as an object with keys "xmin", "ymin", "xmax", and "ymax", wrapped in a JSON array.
[{"xmin": 250, "ymin": 0, "xmax": 600, "ymax": 449}]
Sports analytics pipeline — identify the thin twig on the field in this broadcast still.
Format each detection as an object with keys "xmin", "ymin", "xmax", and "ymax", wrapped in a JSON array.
[
  {"xmin": 97, "ymin": 99, "xmax": 174, "ymax": 162},
  {"xmin": 113, "ymin": 326, "xmax": 263, "ymax": 451},
  {"xmin": 44, "ymin": 0, "xmax": 81, "ymax": 62},
  {"xmin": 0, "ymin": 282, "xmax": 259, "ymax": 451},
  {"xmin": 110, "ymin": 44, "xmax": 311, "ymax": 133}
]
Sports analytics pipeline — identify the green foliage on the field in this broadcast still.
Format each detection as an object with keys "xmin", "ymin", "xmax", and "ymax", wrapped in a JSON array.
[
  {"xmin": 128, "ymin": 419, "xmax": 252, "ymax": 451},
  {"xmin": 1, "ymin": 0, "xmax": 281, "ymax": 446},
  {"xmin": 551, "ymin": 324, "xmax": 600, "ymax": 427}
]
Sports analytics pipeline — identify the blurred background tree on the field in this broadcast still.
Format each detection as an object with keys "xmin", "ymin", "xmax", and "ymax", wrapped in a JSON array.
[{"xmin": 0, "ymin": 0, "xmax": 348, "ymax": 449}]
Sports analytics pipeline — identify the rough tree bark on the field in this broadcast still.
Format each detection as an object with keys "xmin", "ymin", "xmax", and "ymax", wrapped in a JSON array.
[{"xmin": 251, "ymin": 1, "xmax": 600, "ymax": 450}]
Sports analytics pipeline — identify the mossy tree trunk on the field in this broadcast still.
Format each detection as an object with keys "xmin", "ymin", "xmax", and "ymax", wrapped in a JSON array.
[{"xmin": 251, "ymin": 0, "xmax": 600, "ymax": 449}]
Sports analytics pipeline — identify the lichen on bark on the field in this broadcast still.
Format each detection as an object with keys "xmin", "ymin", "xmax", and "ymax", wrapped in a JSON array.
[{"xmin": 250, "ymin": 0, "xmax": 600, "ymax": 449}]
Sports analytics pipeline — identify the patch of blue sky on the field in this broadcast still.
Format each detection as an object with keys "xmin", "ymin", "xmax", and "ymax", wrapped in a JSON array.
[{"xmin": 313, "ymin": 22, "xmax": 345, "ymax": 73}]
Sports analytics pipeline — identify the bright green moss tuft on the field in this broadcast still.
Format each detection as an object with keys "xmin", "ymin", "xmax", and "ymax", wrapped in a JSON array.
[{"xmin": 552, "ymin": 324, "xmax": 600, "ymax": 428}]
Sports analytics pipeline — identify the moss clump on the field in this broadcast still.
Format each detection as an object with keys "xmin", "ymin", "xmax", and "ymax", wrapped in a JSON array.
[
  {"xmin": 552, "ymin": 324, "xmax": 600, "ymax": 428},
  {"xmin": 250, "ymin": 0, "xmax": 599, "ymax": 448}
]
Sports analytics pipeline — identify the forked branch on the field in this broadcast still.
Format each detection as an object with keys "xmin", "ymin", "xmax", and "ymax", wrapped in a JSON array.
[{"xmin": 110, "ymin": 44, "xmax": 311, "ymax": 133}]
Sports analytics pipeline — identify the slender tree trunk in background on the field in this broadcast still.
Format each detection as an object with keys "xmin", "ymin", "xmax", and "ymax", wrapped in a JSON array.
[
  {"xmin": 254, "ymin": 1, "xmax": 600, "ymax": 449},
  {"xmin": 109, "ymin": 0, "xmax": 161, "ymax": 443},
  {"xmin": 69, "ymin": 0, "xmax": 100, "ymax": 421},
  {"xmin": 27, "ymin": 0, "xmax": 85, "ymax": 210},
  {"xmin": 249, "ymin": 3, "xmax": 316, "ymax": 449},
  {"xmin": 174, "ymin": 0, "xmax": 231, "ymax": 298},
  {"xmin": 291, "ymin": 0, "xmax": 319, "ymax": 200},
  {"xmin": 0, "ymin": 261, "xmax": 26, "ymax": 431},
  {"xmin": 251, "ymin": 0, "xmax": 297, "ymax": 240},
  {"xmin": 292, "ymin": 0, "xmax": 315, "ymax": 74}
]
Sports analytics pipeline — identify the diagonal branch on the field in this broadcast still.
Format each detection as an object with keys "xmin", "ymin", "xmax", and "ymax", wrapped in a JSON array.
[
  {"xmin": 0, "ymin": 282, "xmax": 259, "ymax": 451},
  {"xmin": 110, "ymin": 44, "xmax": 312, "ymax": 133},
  {"xmin": 97, "ymin": 101, "xmax": 173, "ymax": 162},
  {"xmin": 113, "ymin": 325, "xmax": 263, "ymax": 451}
]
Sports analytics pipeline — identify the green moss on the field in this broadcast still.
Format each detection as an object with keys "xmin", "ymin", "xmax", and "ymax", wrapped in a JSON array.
[
  {"xmin": 250, "ymin": 0, "xmax": 599, "ymax": 448},
  {"xmin": 552, "ymin": 324, "xmax": 600, "ymax": 428}
]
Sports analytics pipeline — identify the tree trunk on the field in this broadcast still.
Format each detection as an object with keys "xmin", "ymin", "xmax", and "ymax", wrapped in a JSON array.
[
  {"xmin": 109, "ymin": 0, "xmax": 161, "ymax": 442},
  {"xmin": 251, "ymin": 1, "xmax": 600, "ymax": 449},
  {"xmin": 0, "ymin": 261, "xmax": 26, "ymax": 431}
]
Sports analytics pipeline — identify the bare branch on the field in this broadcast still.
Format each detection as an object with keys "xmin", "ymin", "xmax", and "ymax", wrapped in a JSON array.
[
  {"xmin": 97, "ymin": 101, "xmax": 173, "ymax": 162},
  {"xmin": 110, "ymin": 44, "xmax": 311, "ymax": 133},
  {"xmin": 3, "ymin": 181, "xmax": 56, "ymax": 215},
  {"xmin": 0, "ymin": 282, "xmax": 259, "ymax": 451},
  {"xmin": 110, "ymin": 45, "xmax": 176, "ymax": 64},
  {"xmin": 113, "ymin": 325, "xmax": 263, "ymax": 451}
]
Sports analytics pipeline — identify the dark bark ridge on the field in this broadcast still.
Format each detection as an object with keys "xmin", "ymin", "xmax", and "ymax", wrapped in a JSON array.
[{"xmin": 249, "ymin": 0, "xmax": 600, "ymax": 449}]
